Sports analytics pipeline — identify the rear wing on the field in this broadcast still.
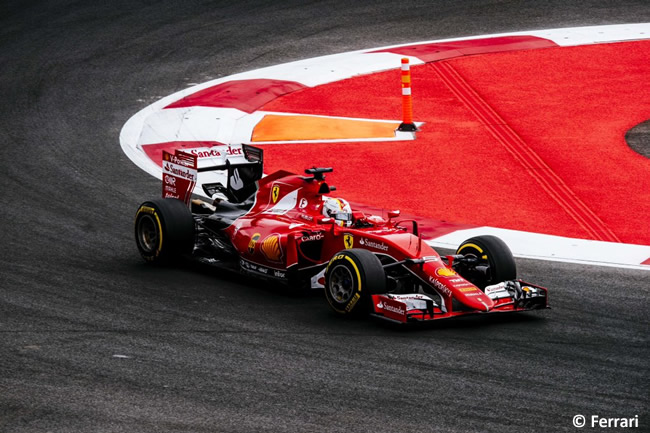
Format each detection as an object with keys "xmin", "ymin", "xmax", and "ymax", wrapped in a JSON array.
[{"xmin": 162, "ymin": 144, "xmax": 263, "ymax": 204}]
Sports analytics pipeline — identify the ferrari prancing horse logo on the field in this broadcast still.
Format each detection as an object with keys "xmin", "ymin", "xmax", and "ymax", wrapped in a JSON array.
[
  {"xmin": 344, "ymin": 234, "xmax": 354, "ymax": 249},
  {"xmin": 272, "ymin": 185, "xmax": 280, "ymax": 203}
]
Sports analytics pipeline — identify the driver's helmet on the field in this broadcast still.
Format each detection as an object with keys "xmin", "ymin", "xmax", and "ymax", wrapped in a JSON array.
[{"xmin": 322, "ymin": 196, "xmax": 352, "ymax": 227}]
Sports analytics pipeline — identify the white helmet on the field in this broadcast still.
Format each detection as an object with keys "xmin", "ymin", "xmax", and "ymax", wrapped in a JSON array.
[{"xmin": 322, "ymin": 196, "xmax": 352, "ymax": 226}]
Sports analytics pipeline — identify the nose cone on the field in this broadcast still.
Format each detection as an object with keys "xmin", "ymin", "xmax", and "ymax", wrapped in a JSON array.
[
  {"xmin": 456, "ymin": 289, "xmax": 494, "ymax": 311},
  {"xmin": 426, "ymin": 263, "xmax": 495, "ymax": 311}
]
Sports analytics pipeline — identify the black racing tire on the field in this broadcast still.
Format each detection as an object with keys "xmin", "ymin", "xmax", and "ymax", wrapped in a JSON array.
[
  {"xmin": 324, "ymin": 248, "xmax": 386, "ymax": 316},
  {"xmin": 134, "ymin": 198, "xmax": 195, "ymax": 264},
  {"xmin": 455, "ymin": 235, "xmax": 516, "ymax": 289}
]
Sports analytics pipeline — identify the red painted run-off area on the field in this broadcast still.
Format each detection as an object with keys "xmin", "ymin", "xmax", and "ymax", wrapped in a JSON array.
[
  {"xmin": 166, "ymin": 79, "xmax": 306, "ymax": 113},
  {"xmin": 260, "ymin": 40, "xmax": 650, "ymax": 245}
]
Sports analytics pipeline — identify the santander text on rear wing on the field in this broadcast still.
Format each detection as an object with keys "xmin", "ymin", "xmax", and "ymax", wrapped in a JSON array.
[{"xmin": 162, "ymin": 150, "xmax": 197, "ymax": 205}]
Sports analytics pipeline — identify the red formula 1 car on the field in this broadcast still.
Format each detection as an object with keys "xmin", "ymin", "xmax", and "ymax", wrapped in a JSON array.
[{"xmin": 134, "ymin": 144, "xmax": 548, "ymax": 324}]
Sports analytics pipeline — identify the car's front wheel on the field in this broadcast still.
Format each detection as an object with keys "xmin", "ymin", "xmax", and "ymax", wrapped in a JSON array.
[
  {"xmin": 455, "ymin": 235, "xmax": 516, "ymax": 289},
  {"xmin": 324, "ymin": 249, "xmax": 386, "ymax": 315}
]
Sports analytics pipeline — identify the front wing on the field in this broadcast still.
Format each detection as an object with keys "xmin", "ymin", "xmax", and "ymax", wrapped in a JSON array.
[{"xmin": 370, "ymin": 280, "xmax": 548, "ymax": 324}]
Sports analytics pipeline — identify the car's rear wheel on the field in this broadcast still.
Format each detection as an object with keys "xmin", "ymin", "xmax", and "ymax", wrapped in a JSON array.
[
  {"xmin": 324, "ymin": 249, "xmax": 386, "ymax": 315},
  {"xmin": 455, "ymin": 235, "xmax": 516, "ymax": 289},
  {"xmin": 134, "ymin": 198, "xmax": 194, "ymax": 263}
]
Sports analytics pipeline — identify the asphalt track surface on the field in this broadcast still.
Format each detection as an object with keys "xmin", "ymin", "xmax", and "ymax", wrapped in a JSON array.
[{"xmin": 1, "ymin": 1, "xmax": 649, "ymax": 432}]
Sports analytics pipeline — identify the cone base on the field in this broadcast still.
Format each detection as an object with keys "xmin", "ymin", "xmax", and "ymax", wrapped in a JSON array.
[{"xmin": 397, "ymin": 122, "xmax": 417, "ymax": 132}]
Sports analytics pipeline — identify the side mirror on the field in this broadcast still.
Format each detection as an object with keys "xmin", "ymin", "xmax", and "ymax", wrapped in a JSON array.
[{"xmin": 387, "ymin": 210, "xmax": 401, "ymax": 219}]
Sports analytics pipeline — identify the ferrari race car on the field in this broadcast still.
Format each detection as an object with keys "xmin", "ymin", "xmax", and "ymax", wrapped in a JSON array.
[{"xmin": 134, "ymin": 144, "xmax": 548, "ymax": 324}]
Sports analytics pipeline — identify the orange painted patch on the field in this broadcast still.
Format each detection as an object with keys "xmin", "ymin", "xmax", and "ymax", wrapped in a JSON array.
[{"xmin": 251, "ymin": 114, "xmax": 400, "ymax": 142}]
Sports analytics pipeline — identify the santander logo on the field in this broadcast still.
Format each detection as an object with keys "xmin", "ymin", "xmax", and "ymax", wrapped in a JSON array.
[{"xmin": 187, "ymin": 146, "xmax": 243, "ymax": 159}]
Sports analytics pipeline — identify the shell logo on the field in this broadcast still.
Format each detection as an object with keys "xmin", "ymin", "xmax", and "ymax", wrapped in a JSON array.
[
  {"xmin": 248, "ymin": 233, "xmax": 261, "ymax": 254},
  {"xmin": 261, "ymin": 234, "xmax": 283, "ymax": 262},
  {"xmin": 435, "ymin": 267, "xmax": 457, "ymax": 277}
]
